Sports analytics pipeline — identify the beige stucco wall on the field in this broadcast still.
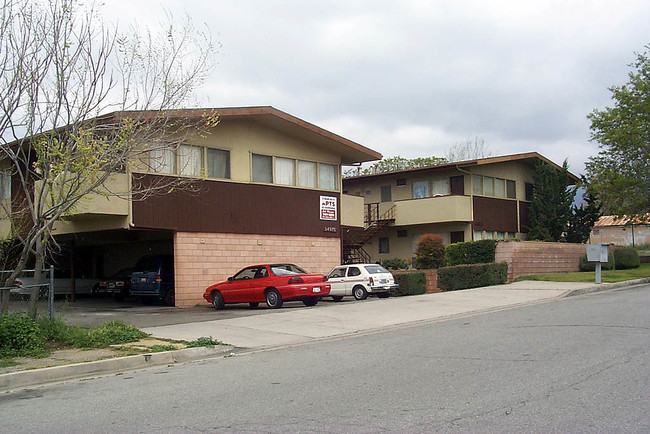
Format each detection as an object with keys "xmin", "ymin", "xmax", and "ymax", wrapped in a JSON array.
[
  {"xmin": 341, "ymin": 194, "xmax": 364, "ymax": 227},
  {"xmin": 395, "ymin": 196, "xmax": 472, "ymax": 226},
  {"xmin": 173, "ymin": 232, "xmax": 341, "ymax": 307}
]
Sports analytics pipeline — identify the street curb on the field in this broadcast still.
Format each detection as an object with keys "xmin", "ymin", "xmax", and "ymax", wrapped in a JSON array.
[
  {"xmin": 0, "ymin": 345, "xmax": 234, "ymax": 393},
  {"xmin": 561, "ymin": 277, "xmax": 650, "ymax": 298}
]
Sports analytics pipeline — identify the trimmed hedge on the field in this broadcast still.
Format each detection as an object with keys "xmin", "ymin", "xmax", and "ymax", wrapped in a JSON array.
[
  {"xmin": 437, "ymin": 262, "xmax": 508, "ymax": 291},
  {"xmin": 579, "ymin": 254, "xmax": 615, "ymax": 271},
  {"xmin": 382, "ymin": 257, "xmax": 409, "ymax": 270},
  {"xmin": 392, "ymin": 273, "xmax": 427, "ymax": 296},
  {"xmin": 444, "ymin": 239, "xmax": 498, "ymax": 266},
  {"xmin": 614, "ymin": 247, "xmax": 640, "ymax": 270}
]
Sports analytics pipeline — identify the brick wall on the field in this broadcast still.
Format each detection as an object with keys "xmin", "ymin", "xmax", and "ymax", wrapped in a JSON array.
[
  {"xmin": 174, "ymin": 232, "xmax": 341, "ymax": 307},
  {"xmin": 495, "ymin": 241, "xmax": 584, "ymax": 282}
]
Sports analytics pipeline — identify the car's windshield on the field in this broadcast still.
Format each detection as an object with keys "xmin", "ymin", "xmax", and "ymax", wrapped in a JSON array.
[
  {"xmin": 364, "ymin": 265, "xmax": 390, "ymax": 274},
  {"xmin": 270, "ymin": 264, "xmax": 307, "ymax": 276}
]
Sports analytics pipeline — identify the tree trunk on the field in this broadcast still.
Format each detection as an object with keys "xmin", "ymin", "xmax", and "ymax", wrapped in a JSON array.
[{"xmin": 28, "ymin": 235, "xmax": 44, "ymax": 319}]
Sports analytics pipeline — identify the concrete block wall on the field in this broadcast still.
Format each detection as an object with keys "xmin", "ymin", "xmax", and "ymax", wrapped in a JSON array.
[
  {"xmin": 495, "ymin": 241, "xmax": 585, "ymax": 282},
  {"xmin": 174, "ymin": 232, "xmax": 341, "ymax": 307}
]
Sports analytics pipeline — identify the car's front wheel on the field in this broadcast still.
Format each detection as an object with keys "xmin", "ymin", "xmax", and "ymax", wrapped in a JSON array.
[
  {"xmin": 303, "ymin": 296, "xmax": 319, "ymax": 306},
  {"xmin": 353, "ymin": 285, "xmax": 368, "ymax": 301},
  {"xmin": 211, "ymin": 291, "xmax": 225, "ymax": 310},
  {"xmin": 265, "ymin": 289, "xmax": 283, "ymax": 308}
]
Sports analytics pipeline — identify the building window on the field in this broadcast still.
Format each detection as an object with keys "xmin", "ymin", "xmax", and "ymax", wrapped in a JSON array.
[
  {"xmin": 150, "ymin": 145, "xmax": 176, "ymax": 174},
  {"xmin": 207, "ymin": 149, "xmax": 230, "ymax": 179},
  {"xmin": 379, "ymin": 237, "xmax": 390, "ymax": 253},
  {"xmin": 275, "ymin": 157, "xmax": 295, "ymax": 186},
  {"xmin": 252, "ymin": 154, "xmax": 273, "ymax": 183},
  {"xmin": 380, "ymin": 185, "xmax": 392, "ymax": 202},
  {"xmin": 494, "ymin": 178, "xmax": 506, "ymax": 197},
  {"xmin": 472, "ymin": 175, "xmax": 483, "ymax": 195},
  {"xmin": 298, "ymin": 160, "xmax": 317, "ymax": 188},
  {"xmin": 473, "ymin": 230, "xmax": 483, "ymax": 240},
  {"xmin": 431, "ymin": 178, "xmax": 450, "ymax": 196},
  {"xmin": 413, "ymin": 180, "xmax": 429, "ymax": 198},
  {"xmin": 319, "ymin": 163, "xmax": 337, "ymax": 190},
  {"xmin": 507, "ymin": 180, "xmax": 516, "ymax": 199},
  {"xmin": 525, "ymin": 183, "xmax": 534, "ymax": 201},
  {"xmin": 179, "ymin": 145, "xmax": 202, "ymax": 177},
  {"xmin": 396, "ymin": 178, "xmax": 406, "ymax": 186},
  {"xmin": 397, "ymin": 230, "xmax": 408, "ymax": 238}
]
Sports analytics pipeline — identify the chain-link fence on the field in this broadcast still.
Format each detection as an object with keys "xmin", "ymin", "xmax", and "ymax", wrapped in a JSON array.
[{"xmin": 0, "ymin": 266, "xmax": 55, "ymax": 318}]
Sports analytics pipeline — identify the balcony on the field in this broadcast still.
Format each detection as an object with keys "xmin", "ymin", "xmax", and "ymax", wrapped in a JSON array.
[{"xmin": 394, "ymin": 195, "xmax": 472, "ymax": 226}]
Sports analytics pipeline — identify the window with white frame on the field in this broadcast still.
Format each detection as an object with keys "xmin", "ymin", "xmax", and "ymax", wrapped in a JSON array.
[
  {"xmin": 298, "ymin": 160, "xmax": 317, "ymax": 188},
  {"xmin": 179, "ymin": 145, "xmax": 202, "ymax": 177},
  {"xmin": 275, "ymin": 157, "xmax": 295, "ymax": 186},
  {"xmin": 431, "ymin": 178, "xmax": 450, "ymax": 196},
  {"xmin": 252, "ymin": 154, "xmax": 273, "ymax": 183},
  {"xmin": 150, "ymin": 146, "xmax": 176, "ymax": 174},
  {"xmin": 473, "ymin": 174, "xmax": 516, "ymax": 199},
  {"xmin": 207, "ymin": 148, "xmax": 230, "ymax": 179},
  {"xmin": 319, "ymin": 163, "xmax": 337, "ymax": 190}
]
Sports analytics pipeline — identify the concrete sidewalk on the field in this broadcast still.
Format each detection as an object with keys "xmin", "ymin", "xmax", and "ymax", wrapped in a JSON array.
[{"xmin": 141, "ymin": 280, "xmax": 636, "ymax": 349}]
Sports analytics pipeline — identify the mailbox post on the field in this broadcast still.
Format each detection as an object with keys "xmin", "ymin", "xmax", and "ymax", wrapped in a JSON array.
[{"xmin": 586, "ymin": 244, "xmax": 609, "ymax": 284}]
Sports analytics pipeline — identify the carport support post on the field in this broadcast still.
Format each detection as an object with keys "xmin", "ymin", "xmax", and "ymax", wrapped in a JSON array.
[{"xmin": 49, "ymin": 265, "xmax": 55, "ymax": 319}]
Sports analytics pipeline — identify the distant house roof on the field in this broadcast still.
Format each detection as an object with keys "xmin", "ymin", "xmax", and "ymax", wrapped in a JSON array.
[
  {"xmin": 343, "ymin": 152, "xmax": 580, "ymax": 183},
  {"xmin": 98, "ymin": 106, "xmax": 382, "ymax": 165},
  {"xmin": 594, "ymin": 215, "xmax": 650, "ymax": 227}
]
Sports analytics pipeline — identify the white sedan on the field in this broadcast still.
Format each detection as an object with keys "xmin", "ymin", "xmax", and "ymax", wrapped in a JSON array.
[{"xmin": 326, "ymin": 264, "xmax": 399, "ymax": 301}]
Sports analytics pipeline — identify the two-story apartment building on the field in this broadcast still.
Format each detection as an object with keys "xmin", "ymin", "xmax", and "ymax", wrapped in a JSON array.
[
  {"xmin": 341, "ymin": 153, "xmax": 579, "ymax": 264},
  {"xmin": 4, "ymin": 107, "xmax": 382, "ymax": 307}
]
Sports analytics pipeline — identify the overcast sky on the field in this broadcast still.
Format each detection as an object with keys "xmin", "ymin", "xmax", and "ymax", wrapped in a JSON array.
[{"xmin": 103, "ymin": 0, "xmax": 650, "ymax": 175}]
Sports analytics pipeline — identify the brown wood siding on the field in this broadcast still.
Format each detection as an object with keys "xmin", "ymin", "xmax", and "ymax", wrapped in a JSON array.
[
  {"xmin": 132, "ymin": 174, "xmax": 340, "ymax": 238},
  {"xmin": 519, "ymin": 201, "xmax": 530, "ymax": 233},
  {"xmin": 472, "ymin": 196, "xmax": 518, "ymax": 233}
]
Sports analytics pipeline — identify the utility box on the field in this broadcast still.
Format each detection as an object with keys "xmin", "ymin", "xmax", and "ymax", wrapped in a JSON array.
[{"xmin": 586, "ymin": 244, "xmax": 609, "ymax": 263}]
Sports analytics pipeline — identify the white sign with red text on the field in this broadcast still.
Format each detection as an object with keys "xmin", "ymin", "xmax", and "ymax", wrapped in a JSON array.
[{"xmin": 320, "ymin": 195, "xmax": 337, "ymax": 221}]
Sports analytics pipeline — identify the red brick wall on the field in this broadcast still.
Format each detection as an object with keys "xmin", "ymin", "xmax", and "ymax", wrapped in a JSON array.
[
  {"xmin": 173, "ymin": 232, "xmax": 341, "ymax": 307},
  {"xmin": 495, "ymin": 241, "xmax": 584, "ymax": 282}
]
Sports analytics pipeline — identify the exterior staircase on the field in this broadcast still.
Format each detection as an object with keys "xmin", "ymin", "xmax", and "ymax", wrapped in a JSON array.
[{"xmin": 342, "ymin": 203, "xmax": 395, "ymax": 264}]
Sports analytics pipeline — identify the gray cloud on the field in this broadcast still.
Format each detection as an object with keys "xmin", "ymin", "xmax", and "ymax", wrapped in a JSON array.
[{"xmin": 104, "ymin": 0, "xmax": 650, "ymax": 174}]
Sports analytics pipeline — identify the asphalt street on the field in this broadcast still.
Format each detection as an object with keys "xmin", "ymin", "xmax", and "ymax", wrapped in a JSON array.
[{"xmin": 1, "ymin": 284, "xmax": 648, "ymax": 432}]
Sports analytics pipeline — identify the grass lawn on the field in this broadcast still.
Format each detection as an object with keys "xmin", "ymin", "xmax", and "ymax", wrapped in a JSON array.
[{"xmin": 515, "ymin": 263, "xmax": 650, "ymax": 283}]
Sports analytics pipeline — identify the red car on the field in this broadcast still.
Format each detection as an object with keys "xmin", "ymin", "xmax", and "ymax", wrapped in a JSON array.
[{"xmin": 203, "ymin": 264, "xmax": 331, "ymax": 309}]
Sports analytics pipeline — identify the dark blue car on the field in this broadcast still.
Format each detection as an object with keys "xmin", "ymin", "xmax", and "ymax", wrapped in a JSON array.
[{"xmin": 130, "ymin": 254, "xmax": 175, "ymax": 306}]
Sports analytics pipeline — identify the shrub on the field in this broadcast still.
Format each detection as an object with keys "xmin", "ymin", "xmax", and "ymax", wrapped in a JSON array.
[
  {"xmin": 579, "ymin": 254, "xmax": 615, "ymax": 271},
  {"xmin": 392, "ymin": 273, "xmax": 427, "ymax": 296},
  {"xmin": 0, "ymin": 313, "xmax": 45, "ymax": 357},
  {"xmin": 444, "ymin": 239, "xmax": 498, "ymax": 266},
  {"xmin": 437, "ymin": 262, "xmax": 508, "ymax": 291},
  {"xmin": 382, "ymin": 257, "xmax": 409, "ymax": 270},
  {"xmin": 414, "ymin": 234, "xmax": 445, "ymax": 269},
  {"xmin": 614, "ymin": 247, "xmax": 640, "ymax": 270}
]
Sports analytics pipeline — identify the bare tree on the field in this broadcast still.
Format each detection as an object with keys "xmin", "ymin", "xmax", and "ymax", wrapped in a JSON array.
[
  {"xmin": 446, "ymin": 137, "xmax": 492, "ymax": 162},
  {"xmin": 0, "ymin": 0, "xmax": 217, "ymax": 315}
]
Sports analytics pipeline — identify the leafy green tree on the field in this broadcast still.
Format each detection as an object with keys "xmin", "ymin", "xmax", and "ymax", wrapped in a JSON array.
[
  {"xmin": 343, "ymin": 155, "xmax": 447, "ymax": 177},
  {"xmin": 565, "ymin": 188, "xmax": 601, "ymax": 243},
  {"xmin": 0, "ymin": 0, "xmax": 216, "ymax": 315},
  {"xmin": 585, "ymin": 45, "xmax": 650, "ymax": 221},
  {"xmin": 527, "ymin": 160, "xmax": 573, "ymax": 242}
]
